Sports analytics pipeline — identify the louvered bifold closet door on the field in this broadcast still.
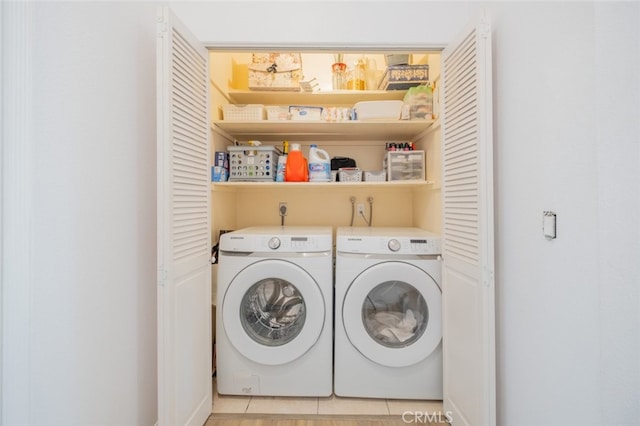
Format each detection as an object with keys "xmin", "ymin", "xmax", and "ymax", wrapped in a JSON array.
[
  {"xmin": 441, "ymin": 11, "xmax": 496, "ymax": 426},
  {"xmin": 170, "ymin": 27, "xmax": 209, "ymax": 265},
  {"xmin": 157, "ymin": 7, "xmax": 212, "ymax": 426}
]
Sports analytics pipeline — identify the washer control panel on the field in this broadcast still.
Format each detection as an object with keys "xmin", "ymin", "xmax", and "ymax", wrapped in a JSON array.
[
  {"xmin": 220, "ymin": 227, "xmax": 333, "ymax": 253},
  {"xmin": 266, "ymin": 235, "xmax": 321, "ymax": 251}
]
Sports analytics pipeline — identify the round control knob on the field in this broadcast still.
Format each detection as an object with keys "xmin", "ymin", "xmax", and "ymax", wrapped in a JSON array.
[
  {"xmin": 388, "ymin": 239, "xmax": 401, "ymax": 252},
  {"xmin": 268, "ymin": 237, "xmax": 281, "ymax": 250}
]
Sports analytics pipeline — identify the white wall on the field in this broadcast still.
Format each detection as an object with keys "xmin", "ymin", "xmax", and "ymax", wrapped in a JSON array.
[
  {"xmin": 2, "ymin": 1, "xmax": 638, "ymax": 426},
  {"xmin": 25, "ymin": 3, "xmax": 157, "ymax": 425},
  {"xmin": 490, "ymin": 2, "xmax": 640, "ymax": 425},
  {"xmin": 170, "ymin": 0, "xmax": 476, "ymax": 48},
  {"xmin": 593, "ymin": 3, "xmax": 640, "ymax": 423}
]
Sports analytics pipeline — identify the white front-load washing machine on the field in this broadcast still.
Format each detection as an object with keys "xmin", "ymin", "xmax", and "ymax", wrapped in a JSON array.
[
  {"xmin": 216, "ymin": 226, "xmax": 333, "ymax": 397},
  {"xmin": 334, "ymin": 226, "xmax": 443, "ymax": 400}
]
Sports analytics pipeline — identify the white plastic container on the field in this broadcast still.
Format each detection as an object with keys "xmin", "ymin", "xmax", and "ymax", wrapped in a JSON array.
[
  {"xmin": 354, "ymin": 100, "xmax": 403, "ymax": 121},
  {"xmin": 308, "ymin": 145, "xmax": 331, "ymax": 182}
]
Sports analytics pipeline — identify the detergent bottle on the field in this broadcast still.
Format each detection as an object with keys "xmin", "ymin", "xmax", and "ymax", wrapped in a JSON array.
[
  {"xmin": 285, "ymin": 143, "xmax": 308, "ymax": 182},
  {"xmin": 308, "ymin": 144, "xmax": 331, "ymax": 182}
]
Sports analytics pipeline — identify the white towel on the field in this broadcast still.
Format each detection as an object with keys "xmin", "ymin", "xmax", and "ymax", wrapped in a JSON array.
[{"xmin": 368, "ymin": 309, "xmax": 418, "ymax": 343}]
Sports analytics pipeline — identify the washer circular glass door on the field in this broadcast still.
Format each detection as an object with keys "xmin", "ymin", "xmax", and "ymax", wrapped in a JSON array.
[
  {"xmin": 342, "ymin": 261, "xmax": 441, "ymax": 367},
  {"xmin": 222, "ymin": 259, "xmax": 325, "ymax": 366}
]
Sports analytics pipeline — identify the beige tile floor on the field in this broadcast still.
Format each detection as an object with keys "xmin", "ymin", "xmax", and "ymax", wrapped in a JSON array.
[{"xmin": 212, "ymin": 378, "xmax": 444, "ymax": 416}]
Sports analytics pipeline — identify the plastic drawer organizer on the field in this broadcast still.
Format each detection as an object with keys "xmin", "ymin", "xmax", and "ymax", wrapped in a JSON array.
[
  {"xmin": 228, "ymin": 146, "xmax": 279, "ymax": 181},
  {"xmin": 386, "ymin": 150, "xmax": 425, "ymax": 181}
]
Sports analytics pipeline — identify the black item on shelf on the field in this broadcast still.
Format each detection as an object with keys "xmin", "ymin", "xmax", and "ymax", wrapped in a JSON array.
[{"xmin": 331, "ymin": 157, "xmax": 356, "ymax": 171}]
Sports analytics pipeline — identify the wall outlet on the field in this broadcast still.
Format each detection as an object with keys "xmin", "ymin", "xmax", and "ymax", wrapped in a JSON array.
[
  {"xmin": 279, "ymin": 202, "xmax": 288, "ymax": 216},
  {"xmin": 357, "ymin": 203, "xmax": 365, "ymax": 216}
]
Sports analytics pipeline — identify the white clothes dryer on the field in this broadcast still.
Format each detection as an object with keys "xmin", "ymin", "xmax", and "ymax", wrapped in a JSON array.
[
  {"xmin": 216, "ymin": 226, "xmax": 333, "ymax": 397},
  {"xmin": 334, "ymin": 227, "xmax": 443, "ymax": 400}
]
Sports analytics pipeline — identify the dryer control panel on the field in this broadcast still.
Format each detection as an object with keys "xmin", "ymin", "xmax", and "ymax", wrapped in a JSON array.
[{"xmin": 336, "ymin": 227, "xmax": 441, "ymax": 255}]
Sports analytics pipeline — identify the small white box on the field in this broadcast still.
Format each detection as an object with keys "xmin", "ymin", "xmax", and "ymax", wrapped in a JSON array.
[
  {"xmin": 265, "ymin": 105, "xmax": 290, "ymax": 121},
  {"xmin": 364, "ymin": 170, "xmax": 386, "ymax": 182}
]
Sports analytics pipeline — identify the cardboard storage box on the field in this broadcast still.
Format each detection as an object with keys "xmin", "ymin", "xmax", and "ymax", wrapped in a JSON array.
[
  {"xmin": 248, "ymin": 53, "xmax": 302, "ymax": 91},
  {"xmin": 211, "ymin": 151, "xmax": 229, "ymax": 182},
  {"xmin": 378, "ymin": 65, "xmax": 430, "ymax": 91}
]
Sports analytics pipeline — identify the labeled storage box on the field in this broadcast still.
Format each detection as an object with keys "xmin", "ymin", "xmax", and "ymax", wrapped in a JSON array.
[
  {"xmin": 386, "ymin": 150, "xmax": 425, "ymax": 181},
  {"xmin": 227, "ymin": 145, "xmax": 280, "ymax": 181},
  {"xmin": 222, "ymin": 104, "xmax": 265, "ymax": 121},
  {"xmin": 212, "ymin": 151, "xmax": 229, "ymax": 182},
  {"xmin": 248, "ymin": 53, "xmax": 302, "ymax": 91},
  {"xmin": 378, "ymin": 64, "xmax": 430, "ymax": 91},
  {"xmin": 289, "ymin": 105, "xmax": 323, "ymax": 121}
]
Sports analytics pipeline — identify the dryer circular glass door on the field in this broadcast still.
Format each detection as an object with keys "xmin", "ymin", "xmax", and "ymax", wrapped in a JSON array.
[
  {"xmin": 222, "ymin": 259, "xmax": 325, "ymax": 366},
  {"xmin": 342, "ymin": 261, "xmax": 441, "ymax": 368}
]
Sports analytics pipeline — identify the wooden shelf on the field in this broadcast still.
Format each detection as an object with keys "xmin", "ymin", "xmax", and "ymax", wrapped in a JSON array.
[
  {"xmin": 228, "ymin": 89, "xmax": 407, "ymax": 106},
  {"xmin": 215, "ymin": 88, "xmax": 435, "ymax": 142},
  {"xmin": 213, "ymin": 120, "xmax": 433, "ymax": 142},
  {"xmin": 212, "ymin": 180, "xmax": 435, "ymax": 191}
]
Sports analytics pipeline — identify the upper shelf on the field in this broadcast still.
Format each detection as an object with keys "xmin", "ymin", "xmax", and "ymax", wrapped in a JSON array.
[
  {"xmin": 227, "ymin": 89, "xmax": 407, "ymax": 106},
  {"xmin": 213, "ymin": 120, "xmax": 434, "ymax": 142},
  {"xmin": 216, "ymin": 88, "xmax": 435, "ymax": 142}
]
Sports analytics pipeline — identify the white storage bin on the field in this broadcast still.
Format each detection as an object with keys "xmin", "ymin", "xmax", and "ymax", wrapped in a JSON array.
[
  {"xmin": 222, "ymin": 104, "xmax": 265, "ymax": 121},
  {"xmin": 338, "ymin": 168, "xmax": 362, "ymax": 182},
  {"xmin": 364, "ymin": 170, "xmax": 386, "ymax": 182},
  {"xmin": 354, "ymin": 100, "xmax": 403, "ymax": 121}
]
